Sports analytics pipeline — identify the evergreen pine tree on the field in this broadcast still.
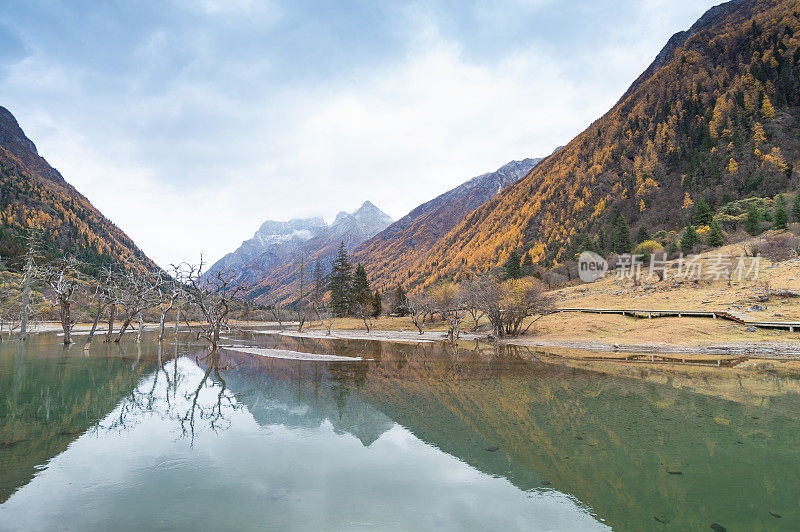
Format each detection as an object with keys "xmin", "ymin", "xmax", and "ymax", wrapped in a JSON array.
[
  {"xmin": 521, "ymin": 251, "xmax": 534, "ymax": 276},
  {"xmin": 351, "ymin": 263, "xmax": 372, "ymax": 310},
  {"xmin": 692, "ymin": 198, "xmax": 713, "ymax": 225},
  {"xmin": 636, "ymin": 226, "xmax": 650, "ymax": 244},
  {"xmin": 745, "ymin": 204, "xmax": 762, "ymax": 235},
  {"xmin": 394, "ymin": 285, "xmax": 408, "ymax": 316},
  {"xmin": 372, "ymin": 290, "xmax": 382, "ymax": 317},
  {"xmin": 598, "ymin": 231, "xmax": 608, "ymax": 253},
  {"xmin": 503, "ymin": 250, "xmax": 522, "ymax": 279},
  {"xmin": 706, "ymin": 221, "xmax": 724, "ymax": 247},
  {"xmin": 328, "ymin": 241, "xmax": 353, "ymax": 316},
  {"xmin": 612, "ymin": 214, "xmax": 633, "ymax": 254},
  {"xmin": 680, "ymin": 226, "xmax": 699, "ymax": 251},
  {"xmin": 793, "ymin": 192, "xmax": 800, "ymax": 221},
  {"xmin": 773, "ymin": 195, "xmax": 788, "ymax": 230}
]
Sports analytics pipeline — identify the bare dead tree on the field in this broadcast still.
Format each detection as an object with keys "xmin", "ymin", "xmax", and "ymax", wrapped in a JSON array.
[
  {"xmin": 313, "ymin": 303, "xmax": 335, "ymax": 336},
  {"xmin": 459, "ymin": 277, "xmax": 489, "ymax": 331},
  {"xmin": 105, "ymin": 301, "xmax": 117, "ymax": 342},
  {"xmin": 476, "ymin": 279, "xmax": 503, "ymax": 338},
  {"xmin": 19, "ymin": 229, "xmax": 43, "ymax": 340},
  {"xmin": 40, "ymin": 257, "xmax": 86, "ymax": 345},
  {"xmin": 270, "ymin": 301, "xmax": 285, "ymax": 331},
  {"xmin": 111, "ymin": 263, "xmax": 156, "ymax": 343},
  {"xmin": 428, "ymin": 282, "xmax": 462, "ymax": 342},
  {"xmin": 296, "ymin": 253, "xmax": 311, "ymax": 332},
  {"xmin": 85, "ymin": 266, "xmax": 116, "ymax": 348},
  {"xmin": 181, "ymin": 260, "xmax": 243, "ymax": 352},
  {"xmin": 155, "ymin": 269, "xmax": 184, "ymax": 341},
  {"xmin": 404, "ymin": 294, "xmax": 432, "ymax": 335},
  {"xmin": 354, "ymin": 302, "xmax": 373, "ymax": 333}
]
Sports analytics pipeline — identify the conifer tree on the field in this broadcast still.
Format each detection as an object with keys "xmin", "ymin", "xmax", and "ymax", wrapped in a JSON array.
[
  {"xmin": 745, "ymin": 204, "xmax": 762, "ymax": 235},
  {"xmin": 692, "ymin": 198, "xmax": 713, "ymax": 225},
  {"xmin": 706, "ymin": 221, "xmax": 724, "ymax": 247},
  {"xmin": 773, "ymin": 195, "xmax": 788, "ymax": 230},
  {"xmin": 503, "ymin": 250, "xmax": 522, "ymax": 279},
  {"xmin": 680, "ymin": 226, "xmax": 699, "ymax": 251},
  {"xmin": 521, "ymin": 251, "xmax": 534, "ymax": 275},
  {"xmin": 793, "ymin": 192, "xmax": 800, "ymax": 221},
  {"xmin": 394, "ymin": 285, "xmax": 408, "ymax": 316},
  {"xmin": 598, "ymin": 232, "xmax": 608, "ymax": 253},
  {"xmin": 636, "ymin": 226, "xmax": 650, "ymax": 244},
  {"xmin": 612, "ymin": 214, "xmax": 633, "ymax": 254},
  {"xmin": 372, "ymin": 290, "xmax": 382, "ymax": 317},
  {"xmin": 328, "ymin": 241, "xmax": 353, "ymax": 316},
  {"xmin": 351, "ymin": 263, "xmax": 372, "ymax": 310}
]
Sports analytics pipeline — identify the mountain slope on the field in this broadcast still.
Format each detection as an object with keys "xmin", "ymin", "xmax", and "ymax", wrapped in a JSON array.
[
  {"xmin": 394, "ymin": 0, "xmax": 800, "ymax": 290},
  {"xmin": 0, "ymin": 106, "xmax": 155, "ymax": 271},
  {"xmin": 210, "ymin": 201, "xmax": 392, "ymax": 302},
  {"xmin": 354, "ymin": 158, "xmax": 542, "ymax": 289}
]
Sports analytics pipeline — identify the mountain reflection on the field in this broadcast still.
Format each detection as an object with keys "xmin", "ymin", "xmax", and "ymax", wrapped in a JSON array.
[{"xmin": 2, "ymin": 332, "xmax": 800, "ymax": 530}]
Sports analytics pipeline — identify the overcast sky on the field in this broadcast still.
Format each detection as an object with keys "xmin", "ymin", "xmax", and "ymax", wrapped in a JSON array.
[{"xmin": 0, "ymin": 0, "xmax": 719, "ymax": 268}]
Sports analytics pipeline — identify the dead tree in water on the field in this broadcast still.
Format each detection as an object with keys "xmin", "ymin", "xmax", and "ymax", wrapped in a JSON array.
[
  {"xmin": 181, "ymin": 261, "xmax": 242, "ymax": 352},
  {"xmin": 112, "ymin": 262, "xmax": 156, "ymax": 343},
  {"xmin": 155, "ymin": 269, "xmax": 184, "ymax": 341},
  {"xmin": 19, "ymin": 230, "xmax": 43, "ymax": 340},
  {"xmin": 85, "ymin": 266, "xmax": 115, "ymax": 348},
  {"xmin": 41, "ymin": 257, "xmax": 85, "ymax": 345}
]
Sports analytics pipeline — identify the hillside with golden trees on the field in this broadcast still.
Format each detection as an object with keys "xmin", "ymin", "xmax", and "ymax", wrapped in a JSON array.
[
  {"xmin": 0, "ymin": 106, "xmax": 155, "ymax": 272},
  {"xmin": 362, "ymin": 0, "xmax": 800, "ymax": 291}
]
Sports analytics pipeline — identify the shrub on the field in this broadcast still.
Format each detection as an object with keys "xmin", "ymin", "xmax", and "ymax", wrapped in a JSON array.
[
  {"xmin": 752, "ymin": 233, "xmax": 800, "ymax": 261},
  {"xmin": 634, "ymin": 240, "xmax": 664, "ymax": 257}
]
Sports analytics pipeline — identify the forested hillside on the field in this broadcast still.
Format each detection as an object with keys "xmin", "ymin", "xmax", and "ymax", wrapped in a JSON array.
[
  {"xmin": 353, "ymin": 158, "xmax": 541, "ymax": 289},
  {"xmin": 374, "ymin": 0, "xmax": 800, "ymax": 291},
  {"xmin": 0, "ymin": 106, "xmax": 154, "ymax": 271}
]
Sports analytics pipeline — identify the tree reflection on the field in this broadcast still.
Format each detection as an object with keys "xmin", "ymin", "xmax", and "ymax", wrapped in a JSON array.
[
  {"xmin": 179, "ymin": 350, "xmax": 242, "ymax": 442},
  {"xmin": 97, "ymin": 343, "xmax": 244, "ymax": 444}
]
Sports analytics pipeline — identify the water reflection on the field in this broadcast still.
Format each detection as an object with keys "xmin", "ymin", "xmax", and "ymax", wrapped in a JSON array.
[{"xmin": 1, "ymin": 331, "xmax": 799, "ymax": 530}]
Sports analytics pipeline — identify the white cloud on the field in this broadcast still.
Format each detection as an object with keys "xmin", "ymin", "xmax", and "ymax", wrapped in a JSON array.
[{"xmin": 0, "ymin": 1, "xmax": 720, "ymax": 270}]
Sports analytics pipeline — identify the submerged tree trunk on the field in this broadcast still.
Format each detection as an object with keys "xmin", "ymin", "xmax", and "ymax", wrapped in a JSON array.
[
  {"xmin": 211, "ymin": 322, "xmax": 221, "ymax": 352},
  {"xmin": 158, "ymin": 301, "xmax": 173, "ymax": 341},
  {"xmin": 114, "ymin": 313, "xmax": 133, "ymax": 343},
  {"xmin": 105, "ymin": 305, "xmax": 116, "ymax": 342},
  {"xmin": 20, "ymin": 261, "xmax": 32, "ymax": 340},
  {"xmin": 60, "ymin": 298, "xmax": 72, "ymax": 345},
  {"xmin": 85, "ymin": 299, "xmax": 107, "ymax": 348}
]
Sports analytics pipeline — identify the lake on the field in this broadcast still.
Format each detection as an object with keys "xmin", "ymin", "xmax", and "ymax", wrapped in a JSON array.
[{"xmin": 1, "ymin": 330, "xmax": 799, "ymax": 530}]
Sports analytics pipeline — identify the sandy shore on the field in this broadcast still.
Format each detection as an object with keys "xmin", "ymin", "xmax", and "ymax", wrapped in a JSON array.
[
  {"xmin": 221, "ymin": 345, "xmax": 369, "ymax": 362},
  {"xmin": 505, "ymin": 337, "xmax": 800, "ymax": 357},
  {"xmin": 253, "ymin": 328, "xmax": 481, "ymax": 344}
]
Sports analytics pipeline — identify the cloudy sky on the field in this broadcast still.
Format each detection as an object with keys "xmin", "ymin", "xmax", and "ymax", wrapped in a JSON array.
[{"xmin": 0, "ymin": 0, "xmax": 719, "ymax": 268}]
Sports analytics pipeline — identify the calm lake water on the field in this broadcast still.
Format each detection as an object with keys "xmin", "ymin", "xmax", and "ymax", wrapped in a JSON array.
[{"xmin": 1, "ymin": 330, "xmax": 799, "ymax": 531}]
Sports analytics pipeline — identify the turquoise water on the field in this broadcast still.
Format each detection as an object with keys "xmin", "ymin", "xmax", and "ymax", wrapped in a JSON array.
[{"xmin": 1, "ymin": 331, "xmax": 798, "ymax": 530}]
